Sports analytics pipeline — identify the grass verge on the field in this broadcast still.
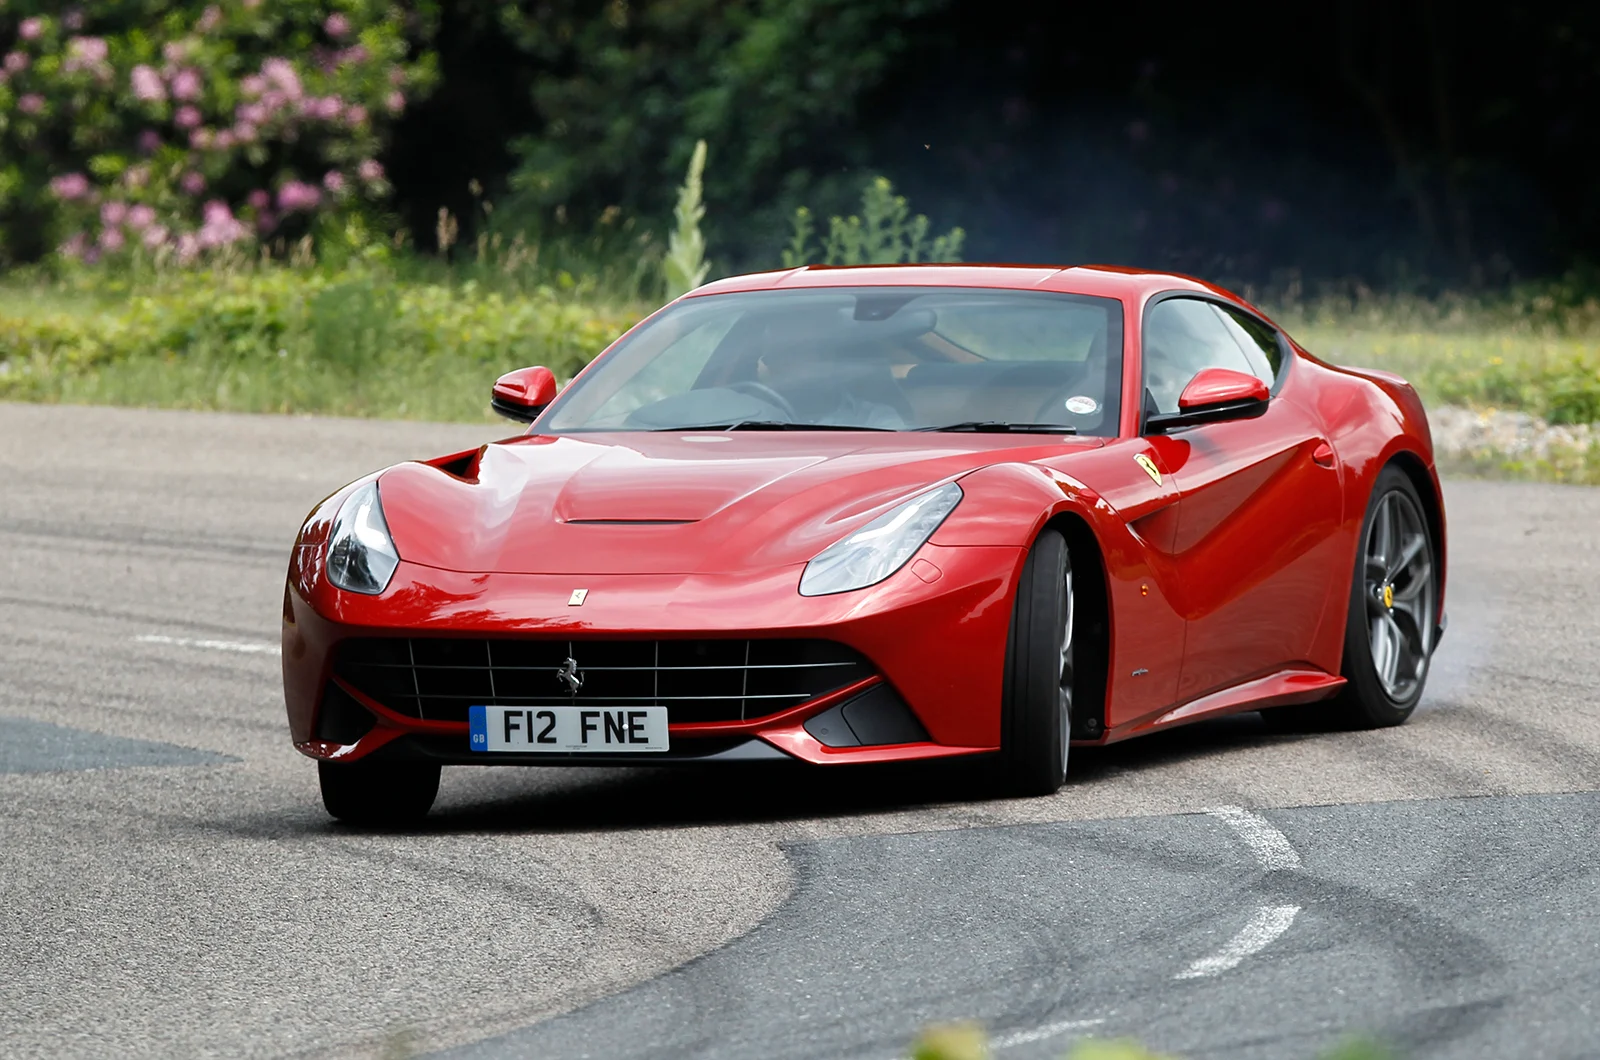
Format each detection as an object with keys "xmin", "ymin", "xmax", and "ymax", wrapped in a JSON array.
[{"xmin": 0, "ymin": 263, "xmax": 645, "ymax": 421}]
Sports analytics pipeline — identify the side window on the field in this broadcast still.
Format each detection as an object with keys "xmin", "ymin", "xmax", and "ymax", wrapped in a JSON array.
[
  {"xmin": 1211, "ymin": 304, "xmax": 1282, "ymax": 385},
  {"xmin": 1142, "ymin": 297, "xmax": 1281, "ymax": 415}
]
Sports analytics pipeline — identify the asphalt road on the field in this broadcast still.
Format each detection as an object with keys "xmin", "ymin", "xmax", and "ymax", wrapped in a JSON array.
[{"xmin": 3, "ymin": 401, "xmax": 1598, "ymax": 1059}]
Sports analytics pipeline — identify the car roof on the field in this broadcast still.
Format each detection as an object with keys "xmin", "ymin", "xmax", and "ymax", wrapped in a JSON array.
[{"xmin": 688, "ymin": 263, "xmax": 1236, "ymax": 304}]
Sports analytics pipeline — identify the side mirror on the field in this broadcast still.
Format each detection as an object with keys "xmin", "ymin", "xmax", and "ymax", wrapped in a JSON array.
[
  {"xmin": 1145, "ymin": 367, "xmax": 1269, "ymax": 433},
  {"xmin": 491, "ymin": 366, "xmax": 558, "ymax": 423}
]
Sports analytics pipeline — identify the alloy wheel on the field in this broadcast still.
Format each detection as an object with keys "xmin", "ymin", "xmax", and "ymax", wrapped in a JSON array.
[{"xmin": 1363, "ymin": 489, "xmax": 1435, "ymax": 701}]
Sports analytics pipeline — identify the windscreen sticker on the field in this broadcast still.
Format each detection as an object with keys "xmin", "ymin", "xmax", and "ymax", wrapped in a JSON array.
[{"xmin": 1064, "ymin": 395, "xmax": 1099, "ymax": 415}]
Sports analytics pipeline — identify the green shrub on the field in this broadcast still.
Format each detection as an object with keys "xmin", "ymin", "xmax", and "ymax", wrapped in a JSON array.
[
  {"xmin": 782, "ymin": 177, "xmax": 965, "ymax": 267},
  {"xmin": 0, "ymin": 261, "xmax": 642, "ymax": 419},
  {"xmin": 661, "ymin": 139, "xmax": 710, "ymax": 300}
]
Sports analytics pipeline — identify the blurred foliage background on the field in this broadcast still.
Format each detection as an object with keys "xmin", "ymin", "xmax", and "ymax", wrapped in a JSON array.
[{"xmin": 8, "ymin": 0, "xmax": 1600, "ymax": 284}]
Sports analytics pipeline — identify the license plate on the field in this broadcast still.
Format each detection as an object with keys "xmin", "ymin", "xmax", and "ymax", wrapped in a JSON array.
[{"xmin": 468, "ymin": 705, "xmax": 669, "ymax": 753}]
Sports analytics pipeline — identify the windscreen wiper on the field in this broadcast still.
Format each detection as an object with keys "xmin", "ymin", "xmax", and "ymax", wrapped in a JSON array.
[
  {"xmin": 652, "ymin": 421, "xmax": 896, "ymax": 432},
  {"xmin": 913, "ymin": 421, "xmax": 1079, "ymax": 434}
]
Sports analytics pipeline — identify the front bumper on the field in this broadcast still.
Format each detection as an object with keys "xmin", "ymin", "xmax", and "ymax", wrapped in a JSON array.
[{"xmin": 283, "ymin": 542, "xmax": 1024, "ymax": 766}]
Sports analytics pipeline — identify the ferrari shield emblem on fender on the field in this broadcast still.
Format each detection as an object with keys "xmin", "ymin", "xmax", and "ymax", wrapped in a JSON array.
[
  {"xmin": 1383, "ymin": 584, "xmax": 1394, "ymax": 609},
  {"xmin": 1134, "ymin": 453, "xmax": 1163, "ymax": 486},
  {"xmin": 568, "ymin": 588, "xmax": 588, "ymax": 606}
]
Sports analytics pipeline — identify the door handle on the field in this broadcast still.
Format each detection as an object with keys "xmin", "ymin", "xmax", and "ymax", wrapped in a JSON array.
[{"xmin": 1312, "ymin": 441, "xmax": 1336, "ymax": 468}]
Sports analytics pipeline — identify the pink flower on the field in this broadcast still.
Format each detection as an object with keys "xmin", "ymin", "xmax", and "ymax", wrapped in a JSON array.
[
  {"xmin": 123, "ymin": 164, "xmax": 150, "ymax": 188},
  {"xmin": 142, "ymin": 225, "xmax": 169, "ymax": 249},
  {"xmin": 170, "ymin": 68, "xmax": 202, "ymax": 101},
  {"xmin": 236, "ymin": 102, "xmax": 266, "ymax": 125},
  {"xmin": 99, "ymin": 227, "xmax": 126, "ymax": 252},
  {"xmin": 246, "ymin": 189, "xmax": 271, "ymax": 210},
  {"xmin": 385, "ymin": 90, "xmax": 404, "ymax": 114},
  {"xmin": 189, "ymin": 127, "xmax": 214, "ymax": 149},
  {"xmin": 18, "ymin": 18, "xmax": 43, "ymax": 41},
  {"xmin": 49, "ymin": 173, "xmax": 90, "ymax": 200},
  {"xmin": 179, "ymin": 171, "xmax": 206, "ymax": 195},
  {"xmin": 126, "ymin": 205, "xmax": 156, "ymax": 231},
  {"xmin": 18, "ymin": 93, "xmax": 44, "ymax": 115},
  {"xmin": 232, "ymin": 122, "xmax": 258, "ymax": 143},
  {"xmin": 344, "ymin": 104, "xmax": 368, "ymax": 127},
  {"xmin": 357, "ymin": 159, "xmax": 384, "ymax": 183},
  {"xmin": 67, "ymin": 36, "xmax": 107, "ymax": 63},
  {"xmin": 62, "ymin": 8, "xmax": 84, "ymax": 31},
  {"xmin": 60, "ymin": 233, "xmax": 90, "ymax": 260},
  {"xmin": 276, "ymin": 180, "xmax": 321, "ymax": 212},
  {"xmin": 196, "ymin": 5, "xmax": 222, "ymax": 33},
  {"xmin": 389, "ymin": 66, "xmax": 405, "ymax": 85},
  {"xmin": 100, "ymin": 201, "xmax": 128, "ymax": 226},
  {"xmin": 131, "ymin": 64, "xmax": 165, "ymax": 101},
  {"xmin": 324, "ymin": 13, "xmax": 351, "ymax": 38},
  {"xmin": 176, "ymin": 232, "xmax": 200, "ymax": 264},
  {"xmin": 315, "ymin": 96, "xmax": 342, "ymax": 121},
  {"xmin": 198, "ymin": 199, "xmax": 248, "ymax": 247},
  {"xmin": 174, "ymin": 105, "xmax": 202, "ymax": 129},
  {"xmin": 337, "ymin": 45, "xmax": 369, "ymax": 67},
  {"xmin": 4, "ymin": 52, "xmax": 29, "ymax": 74},
  {"xmin": 63, "ymin": 37, "xmax": 110, "ymax": 76},
  {"xmin": 261, "ymin": 57, "xmax": 302, "ymax": 100},
  {"xmin": 215, "ymin": 130, "xmax": 236, "ymax": 149},
  {"xmin": 240, "ymin": 75, "xmax": 266, "ymax": 98},
  {"xmin": 322, "ymin": 170, "xmax": 345, "ymax": 193},
  {"xmin": 137, "ymin": 129, "xmax": 161, "ymax": 154},
  {"xmin": 162, "ymin": 41, "xmax": 188, "ymax": 64}
]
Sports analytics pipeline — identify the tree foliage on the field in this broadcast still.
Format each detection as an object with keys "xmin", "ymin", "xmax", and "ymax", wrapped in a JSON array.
[{"xmin": 494, "ymin": 0, "xmax": 949, "ymax": 264}]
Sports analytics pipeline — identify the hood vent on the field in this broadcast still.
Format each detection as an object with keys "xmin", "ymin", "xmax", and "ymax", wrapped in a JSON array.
[{"xmin": 562, "ymin": 518, "xmax": 698, "ymax": 525}]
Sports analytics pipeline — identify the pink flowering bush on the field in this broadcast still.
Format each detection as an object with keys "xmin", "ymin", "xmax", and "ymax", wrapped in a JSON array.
[{"xmin": 0, "ymin": 3, "xmax": 435, "ymax": 265}]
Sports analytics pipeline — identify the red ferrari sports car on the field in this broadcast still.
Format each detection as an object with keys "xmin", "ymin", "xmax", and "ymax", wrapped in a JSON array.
[{"xmin": 283, "ymin": 264, "xmax": 1445, "ymax": 823}]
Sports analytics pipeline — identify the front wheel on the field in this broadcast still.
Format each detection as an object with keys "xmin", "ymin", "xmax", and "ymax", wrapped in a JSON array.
[
  {"xmin": 998, "ymin": 528, "xmax": 1073, "ymax": 795},
  {"xmin": 319, "ymin": 758, "xmax": 440, "ymax": 826}
]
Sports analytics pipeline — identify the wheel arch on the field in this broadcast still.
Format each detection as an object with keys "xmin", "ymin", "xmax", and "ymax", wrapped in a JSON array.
[{"xmin": 1041, "ymin": 510, "xmax": 1112, "ymax": 739}]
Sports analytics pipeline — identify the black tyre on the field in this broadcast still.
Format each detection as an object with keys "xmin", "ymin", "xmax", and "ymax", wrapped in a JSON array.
[
  {"xmin": 1265, "ymin": 464, "xmax": 1437, "ymax": 731},
  {"xmin": 318, "ymin": 758, "xmax": 440, "ymax": 826},
  {"xmin": 999, "ymin": 528, "xmax": 1074, "ymax": 795}
]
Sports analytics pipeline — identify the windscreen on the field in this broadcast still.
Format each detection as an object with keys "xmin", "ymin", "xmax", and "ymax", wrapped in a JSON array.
[{"xmin": 542, "ymin": 286, "xmax": 1125, "ymax": 435}]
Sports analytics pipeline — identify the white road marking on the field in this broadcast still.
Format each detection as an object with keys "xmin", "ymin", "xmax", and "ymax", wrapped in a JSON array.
[
  {"xmin": 1176, "ymin": 904, "xmax": 1302, "ymax": 979},
  {"xmin": 1204, "ymin": 805, "xmax": 1302, "ymax": 870},
  {"xmin": 993, "ymin": 1017, "xmax": 1106, "ymax": 1048},
  {"xmin": 135, "ymin": 634, "xmax": 281, "ymax": 656}
]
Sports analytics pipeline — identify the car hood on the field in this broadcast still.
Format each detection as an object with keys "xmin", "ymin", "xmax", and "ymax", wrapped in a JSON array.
[{"xmin": 377, "ymin": 431, "xmax": 1101, "ymax": 575}]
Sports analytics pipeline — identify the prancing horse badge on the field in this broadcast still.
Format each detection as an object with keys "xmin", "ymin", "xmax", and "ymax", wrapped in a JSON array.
[
  {"xmin": 568, "ymin": 588, "xmax": 588, "ymax": 606},
  {"xmin": 1134, "ymin": 453, "xmax": 1163, "ymax": 486}
]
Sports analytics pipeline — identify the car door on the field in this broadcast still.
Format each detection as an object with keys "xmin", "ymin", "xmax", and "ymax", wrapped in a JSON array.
[{"xmin": 1140, "ymin": 295, "xmax": 1346, "ymax": 701}]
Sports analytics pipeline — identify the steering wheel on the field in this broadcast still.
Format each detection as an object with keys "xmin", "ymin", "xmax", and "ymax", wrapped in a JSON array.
[{"xmin": 726, "ymin": 380, "xmax": 798, "ymax": 420}]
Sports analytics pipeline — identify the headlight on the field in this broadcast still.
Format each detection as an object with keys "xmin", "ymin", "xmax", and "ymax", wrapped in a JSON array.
[
  {"xmin": 799, "ymin": 482, "xmax": 962, "ymax": 596},
  {"xmin": 326, "ymin": 481, "xmax": 400, "ymax": 595}
]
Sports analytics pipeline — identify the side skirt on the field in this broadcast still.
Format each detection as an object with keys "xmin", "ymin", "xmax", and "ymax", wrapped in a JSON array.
[{"xmin": 1076, "ymin": 668, "xmax": 1345, "ymax": 746}]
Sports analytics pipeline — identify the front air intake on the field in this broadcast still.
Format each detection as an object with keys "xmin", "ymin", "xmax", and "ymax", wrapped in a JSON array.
[{"xmin": 333, "ymin": 637, "xmax": 873, "ymax": 725}]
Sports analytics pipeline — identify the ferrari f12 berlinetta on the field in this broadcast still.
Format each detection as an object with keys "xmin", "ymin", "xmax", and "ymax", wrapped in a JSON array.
[{"xmin": 282, "ymin": 265, "xmax": 1445, "ymax": 823}]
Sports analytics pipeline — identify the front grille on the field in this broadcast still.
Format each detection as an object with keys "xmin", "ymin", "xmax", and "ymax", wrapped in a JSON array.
[{"xmin": 333, "ymin": 638, "xmax": 873, "ymax": 725}]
